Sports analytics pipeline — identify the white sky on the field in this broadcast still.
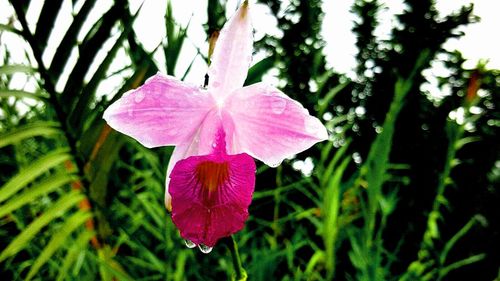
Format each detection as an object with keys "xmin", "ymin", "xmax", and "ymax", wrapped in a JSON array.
[
  {"xmin": 0, "ymin": 0, "xmax": 499, "ymax": 96},
  {"xmin": 127, "ymin": 0, "xmax": 500, "ymax": 82}
]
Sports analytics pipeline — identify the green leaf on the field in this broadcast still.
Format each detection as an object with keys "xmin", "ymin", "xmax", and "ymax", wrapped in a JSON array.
[
  {"xmin": 317, "ymin": 80, "xmax": 350, "ymax": 116},
  {"xmin": 180, "ymin": 53, "xmax": 200, "ymax": 81},
  {"xmin": 304, "ymin": 251, "xmax": 325, "ymax": 277},
  {"xmin": 173, "ymin": 251, "xmax": 188, "ymax": 281},
  {"xmin": 92, "ymin": 246, "xmax": 134, "ymax": 281},
  {"xmin": 50, "ymin": 0, "xmax": 97, "ymax": 79},
  {"xmin": 207, "ymin": 0, "xmax": 226, "ymax": 32},
  {"xmin": 320, "ymin": 139, "xmax": 351, "ymax": 188},
  {"xmin": 323, "ymin": 157, "xmax": 351, "ymax": 279},
  {"xmin": 350, "ymin": 51, "xmax": 431, "ymax": 279},
  {"xmin": 33, "ymin": 0, "xmax": 63, "ymax": 48},
  {"xmin": 0, "ymin": 148, "xmax": 72, "ymax": 203},
  {"xmin": 164, "ymin": 0, "xmax": 190, "ymax": 75},
  {"xmin": 0, "ymin": 65, "xmax": 37, "ymax": 75},
  {"xmin": 244, "ymin": 56, "xmax": 275, "ymax": 86},
  {"xmin": 0, "ymin": 172, "xmax": 78, "ymax": 217},
  {"xmin": 0, "ymin": 23, "xmax": 23, "ymax": 35},
  {"xmin": 440, "ymin": 215, "xmax": 487, "ymax": 265},
  {"xmin": 26, "ymin": 210, "xmax": 92, "ymax": 281},
  {"xmin": 439, "ymin": 254, "xmax": 486, "ymax": 278},
  {"xmin": 363, "ymin": 50, "xmax": 430, "ymax": 222},
  {"xmin": 60, "ymin": 1, "xmax": 126, "ymax": 109},
  {"xmin": 0, "ymin": 121, "xmax": 61, "ymax": 148},
  {"xmin": 0, "ymin": 89, "xmax": 48, "ymax": 101},
  {"xmin": 56, "ymin": 230, "xmax": 95, "ymax": 281},
  {"xmin": 68, "ymin": 4, "xmax": 143, "ymax": 132},
  {"xmin": 0, "ymin": 190, "xmax": 85, "ymax": 262}
]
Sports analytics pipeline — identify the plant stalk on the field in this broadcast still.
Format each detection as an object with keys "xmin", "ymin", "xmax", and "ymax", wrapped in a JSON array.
[{"xmin": 224, "ymin": 236, "xmax": 247, "ymax": 281}]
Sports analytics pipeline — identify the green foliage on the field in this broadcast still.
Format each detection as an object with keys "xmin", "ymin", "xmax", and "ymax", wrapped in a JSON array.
[
  {"xmin": 164, "ymin": 1, "xmax": 190, "ymax": 75},
  {"xmin": 0, "ymin": 0, "xmax": 498, "ymax": 280}
]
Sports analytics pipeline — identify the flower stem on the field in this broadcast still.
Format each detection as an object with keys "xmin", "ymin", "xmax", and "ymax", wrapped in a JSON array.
[{"xmin": 224, "ymin": 236, "xmax": 247, "ymax": 281}]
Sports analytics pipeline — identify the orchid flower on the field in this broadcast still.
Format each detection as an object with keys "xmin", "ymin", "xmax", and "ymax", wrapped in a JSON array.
[{"xmin": 103, "ymin": 1, "xmax": 328, "ymax": 248}]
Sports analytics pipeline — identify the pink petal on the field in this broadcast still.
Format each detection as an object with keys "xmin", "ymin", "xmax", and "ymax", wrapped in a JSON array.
[
  {"xmin": 169, "ymin": 151, "xmax": 256, "ymax": 247},
  {"xmin": 164, "ymin": 109, "xmax": 237, "ymax": 211},
  {"xmin": 164, "ymin": 144, "xmax": 190, "ymax": 211},
  {"xmin": 207, "ymin": 1, "xmax": 253, "ymax": 100},
  {"xmin": 103, "ymin": 73, "xmax": 215, "ymax": 148},
  {"xmin": 226, "ymin": 82, "xmax": 328, "ymax": 167}
]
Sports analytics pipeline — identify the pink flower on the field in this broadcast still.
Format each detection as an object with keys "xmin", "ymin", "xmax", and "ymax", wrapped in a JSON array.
[{"xmin": 103, "ymin": 1, "xmax": 327, "ymax": 247}]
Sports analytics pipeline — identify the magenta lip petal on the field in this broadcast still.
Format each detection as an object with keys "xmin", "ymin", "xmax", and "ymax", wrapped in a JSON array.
[
  {"xmin": 169, "ymin": 152, "xmax": 256, "ymax": 247},
  {"xmin": 164, "ymin": 108, "xmax": 235, "ymax": 211}
]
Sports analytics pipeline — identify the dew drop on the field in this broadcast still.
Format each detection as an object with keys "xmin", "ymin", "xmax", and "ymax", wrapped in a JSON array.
[
  {"xmin": 212, "ymin": 142, "xmax": 217, "ymax": 148},
  {"xmin": 198, "ymin": 244, "xmax": 213, "ymax": 254},
  {"xmin": 271, "ymin": 97, "xmax": 286, "ymax": 114},
  {"xmin": 127, "ymin": 107, "xmax": 134, "ymax": 117},
  {"xmin": 305, "ymin": 118, "xmax": 322, "ymax": 135},
  {"xmin": 263, "ymin": 87, "xmax": 274, "ymax": 96},
  {"xmin": 134, "ymin": 92, "xmax": 145, "ymax": 103},
  {"xmin": 267, "ymin": 160, "xmax": 283, "ymax": 168},
  {"xmin": 184, "ymin": 239, "xmax": 196, "ymax": 248}
]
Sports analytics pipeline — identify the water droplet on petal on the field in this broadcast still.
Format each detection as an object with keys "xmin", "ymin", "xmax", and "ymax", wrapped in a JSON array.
[
  {"xmin": 263, "ymin": 87, "xmax": 274, "ymax": 96},
  {"xmin": 271, "ymin": 97, "xmax": 286, "ymax": 114},
  {"xmin": 198, "ymin": 244, "xmax": 213, "ymax": 254},
  {"xmin": 212, "ymin": 142, "xmax": 217, "ymax": 148},
  {"xmin": 127, "ymin": 107, "xmax": 134, "ymax": 117},
  {"xmin": 134, "ymin": 92, "xmax": 145, "ymax": 103},
  {"xmin": 305, "ymin": 118, "xmax": 321, "ymax": 134},
  {"xmin": 267, "ymin": 160, "xmax": 283, "ymax": 168},
  {"xmin": 184, "ymin": 239, "xmax": 196, "ymax": 248}
]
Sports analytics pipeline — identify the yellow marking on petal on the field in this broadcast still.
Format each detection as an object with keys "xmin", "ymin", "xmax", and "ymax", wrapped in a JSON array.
[
  {"xmin": 196, "ymin": 161, "xmax": 229, "ymax": 193},
  {"xmin": 240, "ymin": 0, "xmax": 249, "ymax": 20},
  {"xmin": 208, "ymin": 31, "xmax": 220, "ymax": 63}
]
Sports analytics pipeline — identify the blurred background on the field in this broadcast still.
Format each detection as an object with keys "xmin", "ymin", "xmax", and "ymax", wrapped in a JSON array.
[{"xmin": 0, "ymin": 0, "xmax": 498, "ymax": 280}]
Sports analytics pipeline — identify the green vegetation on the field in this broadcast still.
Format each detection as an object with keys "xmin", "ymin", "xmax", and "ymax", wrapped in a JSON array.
[{"xmin": 1, "ymin": 0, "xmax": 498, "ymax": 280}]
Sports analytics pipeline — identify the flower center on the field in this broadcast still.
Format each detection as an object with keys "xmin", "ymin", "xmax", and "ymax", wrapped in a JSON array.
[
  {"xmin": 195, "ymin": 161, "xmax": 230, "ymax": 202},
  {"xmin": 216, "ymin": 98, "xmax": 225, "ymax": 108}
]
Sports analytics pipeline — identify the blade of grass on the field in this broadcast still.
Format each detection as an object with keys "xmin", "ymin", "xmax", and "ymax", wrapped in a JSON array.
[
  {"xmin": 0, "ymin": 121, "xmax": 61, "ymax": 148},
  {"xmin": 0, "ymin": 190, "xmax": 85, "ymax": 262},
  {"xmin": 164, "ymin": 0, "xmax": 190, "ymax": 75},
  {"xmin": 55, "ymin": 230, "xmax": 95, "ymax": 281},
  {"xmin": 26, "ymin": 210, "xmax": 92, "ymax": 281},
  {"xmin": 0, "ymin": 148, "xmax": 71, "ymax": 203},
  {"xmin": 0, "ymin": 172, "xmax": 78, "ymax": 217},
  {"xmin": 323, "ymin": 157, "xmax": 351, "ymax": 279},
  {"xmin": 0, "ymin": 89, "xmax": 48, "ymax": 101},
  {"xmin": 0, "ymin": 65, "xmax": 36, "ymax": 74},
  {"xmin": 317, "ymin": 80, "xmax": 350, "ymax": 116},
  {"xmin": 439, "ymin": 215, "xmax": 487, "ymax": 265},
  {"xmin": 439, "ymin": 254, "xmax": 486, "ymax": 278}
]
